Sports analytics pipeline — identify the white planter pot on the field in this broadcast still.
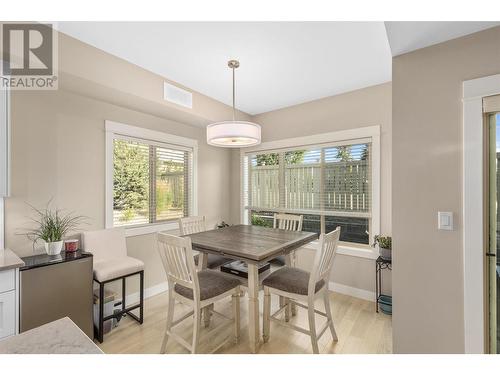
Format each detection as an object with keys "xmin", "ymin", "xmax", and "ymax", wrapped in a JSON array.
[
  {"xmin": 44, "ymin": 241, "xmax": 63, "ymax": 255},
  {"xmin": 379, "ymin": 247, "xmax": 392, "ymax": 261}
]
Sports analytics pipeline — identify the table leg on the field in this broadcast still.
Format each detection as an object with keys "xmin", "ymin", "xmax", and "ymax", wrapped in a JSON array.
[
  {"xmin": 247, "ymin": 263, "xmax": 260, "ymax": 353},
  {"xmin": 284, "ymin": 253, "xmax": 296, "ymax": 317},
  {"xmin": 376, "ymin": 261, "xmax": 380, "ymax": 313},
  {"xmin": 197, "ymin": 252, "xmax": 212, "ymax": 326},
  {"xmin": 197, "ymin": 252, "xmax": 208, "ymax": 271}
]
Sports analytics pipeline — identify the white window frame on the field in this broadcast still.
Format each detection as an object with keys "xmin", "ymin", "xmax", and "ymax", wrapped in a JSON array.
[
  {"xmin": 240, "ymin": 125, "xmax": 380, "ymax": 259},
  {"xmin": 105, "ymin": 120, "xmax": 198, "ymax": 237},
  {"xmin": 463, "ymin": 73, "xmax": 500, "ymax": 353}
]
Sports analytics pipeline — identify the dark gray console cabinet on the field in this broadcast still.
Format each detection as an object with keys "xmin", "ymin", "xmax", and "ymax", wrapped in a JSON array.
[{"xmin": 20, "ymin": 251, "xmax": 93, "ymax": 338}]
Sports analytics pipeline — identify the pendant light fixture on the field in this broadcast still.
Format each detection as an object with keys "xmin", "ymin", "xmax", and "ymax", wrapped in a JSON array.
[{"xmin": 207, "ymin": 60, "xmax": 261, "ymax": 148}]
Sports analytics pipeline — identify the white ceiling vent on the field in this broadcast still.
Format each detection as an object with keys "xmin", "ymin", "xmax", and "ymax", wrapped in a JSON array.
[{"xmin": 163, "ymin": 82, "xmax": 193, "ymax": 109}]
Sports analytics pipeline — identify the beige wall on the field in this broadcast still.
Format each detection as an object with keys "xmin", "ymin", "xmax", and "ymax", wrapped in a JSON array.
[
  {"xmin": 3, "ymin": 28, "xmax": 252, "ymax": 294},
  {"xmin": 392, "ymin": 26, "xmax": 500, "ymax": 353},
  {"xmin": 5, "ymin": 89, "xmax": 233, "ymax": 292},
  {"xmin": 232, "ymin": 82, "xmax": 393, "ymax": 294},
  {"xmin": 5, "ymin": 27, "xmax": 392, "ymax": 301}
]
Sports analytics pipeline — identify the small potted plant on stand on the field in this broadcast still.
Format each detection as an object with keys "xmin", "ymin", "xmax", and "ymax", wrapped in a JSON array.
[
  {"xmin": 22, "ymin": 203, "xmax": 85, "ymax": 255},
  {"xmin": 372, "ymin": 235, "xmax": 392, "ymax": 261}
]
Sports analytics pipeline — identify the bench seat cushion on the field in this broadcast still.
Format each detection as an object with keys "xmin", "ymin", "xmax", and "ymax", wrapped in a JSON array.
[{"xmin": 93, "ymin": 256, "xmax": 144, "ymax": 282}]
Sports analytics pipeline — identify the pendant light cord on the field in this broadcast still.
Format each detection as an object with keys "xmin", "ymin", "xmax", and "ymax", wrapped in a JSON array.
[{"xmin": 232, "ymin": 65, "xmax": 236, "ymax": 121}]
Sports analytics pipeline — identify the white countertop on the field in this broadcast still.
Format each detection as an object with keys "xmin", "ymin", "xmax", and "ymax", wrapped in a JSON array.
[
  {"xmin": 0, "ymin": 248, "xmax": 24, "ymax": 271},
  {"xmin": 0, "ymin": 317, "xmax": 103, "ymax": 354}
]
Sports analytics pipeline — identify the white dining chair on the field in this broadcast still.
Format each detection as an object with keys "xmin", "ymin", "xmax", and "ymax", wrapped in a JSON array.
[
  {"xmin": 270, "ymin": 213, "xmax": 304, "ymax": 319},
  {"xmin": 179, "ymin": 216, "xmax": 232, "ymax": 269},
  {"xmin": 262, "ymin": 227, "xmax": 341, "ymax": 354},
  {"xmin": 270, "ymin": 213, "xmax": 304, "ymax": 267},
  {"xmin": 157, "ymin": 232, "xmax": 241, "ymax": 354},
  {"xmin": 273, "ymin": 213, "xmax": 304, "ymax": 232},
  {"xmin": 178, "ymin": 216, "xmax": 207, "ymax": 236}
]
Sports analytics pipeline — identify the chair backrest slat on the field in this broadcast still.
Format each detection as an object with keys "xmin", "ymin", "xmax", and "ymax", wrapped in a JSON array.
[
  {"xmin": 309, "ymin": 227, "xmax": 341, "ymax": 295},
  {"xmin": 157, "ymin": 232, "xmax": 199, "ymax": 291},
  {"xmin": 179, "ymin": 216, "xmax": 206, "ymax": 236},
  {"xmin": 273, "ymin": 213, "xmax": 303, "ymax": 232}
]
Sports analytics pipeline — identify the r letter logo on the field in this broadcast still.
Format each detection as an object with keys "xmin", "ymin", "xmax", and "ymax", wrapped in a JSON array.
[{"xmin": 1, "ymin": 23, "xmax": 58, "ymax": 90}]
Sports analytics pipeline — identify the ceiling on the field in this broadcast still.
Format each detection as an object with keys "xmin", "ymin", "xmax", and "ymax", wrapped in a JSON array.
[
  {"xmin": 58, "ymin": 21, "xmax": 500, "ymax": 116},
  {"xmin": 385, "ymin": 21, "xmax": 500, "ymax": 57}
]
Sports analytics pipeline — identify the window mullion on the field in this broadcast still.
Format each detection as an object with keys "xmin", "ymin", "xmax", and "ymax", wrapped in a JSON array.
[
  {"xmin": 320, "ymin": 148, "xmax": 325, "ymax": 234},
  {"xmin": 279, "ymin": 152, "xmax": 285, "ymax": 209},
  {"xmin": 183, "ymin": 151, "xmax": 189, "ymax": 217},
  {"xmin": 149, "ymin": 146, "xmax": 157, "ymax": 223},
  {"xmin": 247, "ymin": 156, "xmax": 252, "ymax": 223}
]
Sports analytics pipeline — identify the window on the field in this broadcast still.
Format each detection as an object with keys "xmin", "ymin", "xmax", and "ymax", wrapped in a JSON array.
[
  {"xmin": 106, "ymin": 121, "xmax": 197, "ymax": 235},
  {"xmin": 242, "ymin": 126, "xmax": 379, "ymax": 249}
]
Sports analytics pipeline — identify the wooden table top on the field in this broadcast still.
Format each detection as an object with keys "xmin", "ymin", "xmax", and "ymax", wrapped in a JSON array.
[{"xmin": 186, "ymin": 224, "xmax": 318, "ymax": 263}]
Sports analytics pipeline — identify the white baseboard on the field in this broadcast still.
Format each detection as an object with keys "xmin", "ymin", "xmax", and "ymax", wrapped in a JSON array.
[
  {"xmin": 124, "ymin": 280, "xmax": 375, "ymax": 306},
  {"xmin": 126, "ymin": 282, "xmax": 168, "ymax": 305},
  {"xmin": 328, "ymin": 281, "xmax": 375, "ymax": 302}
]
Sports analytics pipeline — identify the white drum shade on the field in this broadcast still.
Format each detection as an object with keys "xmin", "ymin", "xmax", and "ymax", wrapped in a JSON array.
[{"xmin": 207, "ymin": 121, "xmax": 261, "ymax": 148}]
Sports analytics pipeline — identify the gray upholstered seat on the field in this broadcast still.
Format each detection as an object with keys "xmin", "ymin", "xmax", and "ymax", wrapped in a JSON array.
[
  {"xmin": 262, "ymin": 267, "xmax": 325, "ymax": 295},
  {"xmin": 194, "ymin": 254, "xmax": 233, "ymax": 269},
  {"xmin": 174, "ymin": 270, "xmax": 241, "ymax": 301}
]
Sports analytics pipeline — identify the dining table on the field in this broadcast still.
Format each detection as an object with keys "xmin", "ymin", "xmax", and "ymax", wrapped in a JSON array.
[{"xmin": 185, "ymin": 224, "xmax": 318, "ymax": 353}]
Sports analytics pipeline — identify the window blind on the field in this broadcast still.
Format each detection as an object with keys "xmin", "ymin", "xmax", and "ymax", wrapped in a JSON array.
[
  {"xmin": 246, "ymin": 141, "xmax": 371, "ymax": 218},
  {"xmin": 244, "ymin": 139, "xmax": 372, "ymax": 244},
  {"xmin": 249, "ymin": 152, "xmax": 280, "ymax": 209},
  {"xmin": 113, "ymin": 136, "xmax": 192, "ymax": 228},
  {"xmin": 484, "ymin": 94, "xmax": 500, "ymax": 113},
  {"xmin": 323, "ymin": 143, "xmax": 371, "ymax": 217}
]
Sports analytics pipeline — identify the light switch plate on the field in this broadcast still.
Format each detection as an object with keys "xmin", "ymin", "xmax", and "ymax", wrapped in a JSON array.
[{"xmin": 438, "ymin": 211, "xmax": 453, "ymax": 230}]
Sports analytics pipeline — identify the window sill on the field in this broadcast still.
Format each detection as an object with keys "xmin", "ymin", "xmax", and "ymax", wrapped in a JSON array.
[
  {"xmin": 301, "ymin": 241, "xmax": 378, "ymax": 260},
  {"xmin": 112, "ymin": 222, "xmax": 179, "ymax": 237}
]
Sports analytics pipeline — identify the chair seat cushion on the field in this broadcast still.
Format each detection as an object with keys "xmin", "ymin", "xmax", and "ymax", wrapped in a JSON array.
[
  {"xmin": 194, "ymin": 254, "xmax": 233, "ymax": 269},
  {"xmin": 174, "ymin": 270, "xmax": 241, "ymax": 301},
  {"xmin": 94, "ymin": 256, "xmax": 144, "ymax": 282},
  {"xmin": 262, "ymin": 267, "xmax": 325, "ymax": 295}
]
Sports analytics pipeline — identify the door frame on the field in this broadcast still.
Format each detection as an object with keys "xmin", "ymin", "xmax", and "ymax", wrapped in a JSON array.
[{"xmin": 463, "ymin": 73, "xmax": 500, "ymax": 353}]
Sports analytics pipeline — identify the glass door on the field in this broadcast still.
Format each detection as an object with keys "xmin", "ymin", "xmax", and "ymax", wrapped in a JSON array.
[{"xmin": 487, "ymin": 112, "xmax": 500, "ymax": 353}]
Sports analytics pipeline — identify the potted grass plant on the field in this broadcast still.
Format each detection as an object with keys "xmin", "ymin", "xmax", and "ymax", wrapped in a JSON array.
[
  {"xmin": 22, "ymin": 203, "xmax": 86, "ymax": 255},
  {"xmin": 372, "ymin": 235, "xmax": 392, "ymax": 261}
]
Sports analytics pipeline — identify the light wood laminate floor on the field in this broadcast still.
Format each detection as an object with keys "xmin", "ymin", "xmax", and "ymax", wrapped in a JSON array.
[{"xmin": 97, "ymin": 290, "xmax": 392, "ymax": 354}]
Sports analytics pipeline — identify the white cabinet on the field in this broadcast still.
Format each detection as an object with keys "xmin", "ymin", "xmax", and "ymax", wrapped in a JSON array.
[
  {"xmin": 0, "ymin": 269, "xmax": 14, "ymax": 292},
  {"xmin": 0, "ymin": 290, "xmax": 15, "ymax": 339},
  {"xmin": 0, "ymin": 268, "xmax": 17, "ymax": 340}
]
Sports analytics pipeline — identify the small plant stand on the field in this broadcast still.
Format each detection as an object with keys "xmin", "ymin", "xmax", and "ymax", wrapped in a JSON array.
[{"xmin": 375, "ymin": 256, "xmax": 392, "ymax": 313}]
